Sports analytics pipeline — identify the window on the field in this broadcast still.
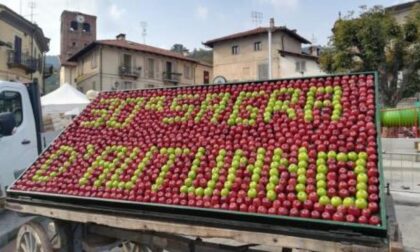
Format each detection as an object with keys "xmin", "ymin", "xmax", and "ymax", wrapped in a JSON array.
[
  {"xmin": 184, "ymin": 65, "xmax": 191, "ymax": 79},
  {"xmin": 254, "ymin": 41, "xmax": 262, "ymax": 51},
  {"xmin": 91, "ymin": 51, "xmax": 97, "ymax": 68},
  {"xmin": 147, "ymin": 58, "xmax": 155, "ymax": 79},
  {"xmin": 295, "ymin": 60, "xmax": 306, "ymax": 73},
  {"xmin": 203, "ymin": 71, "xmax": 209, "ymax": 84},
  {"xmin": 258, "ymin": 63, "xmax": 268, "ymax": 80},
  {"xmin": 123, "ymin": 81, "xmax": 134, "ymax": 90},
  {"xmin": 232, "ymin": 45, "xmax": 239, "ymax": 55},
  {"xmin": 82, "ymin": 23, "xmax": 90, "ymax": 32},
  {"xmin": 123, "ymin": 54, "xmax": 132, "ymax": 69},
  {"xmin": 70, "ymin": 21, "xmax": 78, "ymax": 31},
  {"xmin": 0, "ymin": 91, "xmax": 23, "ymax": 128}
]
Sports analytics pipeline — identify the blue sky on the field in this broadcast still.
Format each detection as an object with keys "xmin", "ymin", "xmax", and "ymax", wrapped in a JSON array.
[{"xmin": 0, "ymin": 0, "xmax": 412, "ymax": 55}]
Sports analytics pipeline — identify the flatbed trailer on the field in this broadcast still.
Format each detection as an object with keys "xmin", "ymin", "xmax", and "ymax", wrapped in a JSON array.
[
  {"xmin": 5, "ymin": 189, "xmax": 402, "ymax": 251},
  {"xmin": 4, "ymin": 73, "xmax": 403, "ymax": 251}
]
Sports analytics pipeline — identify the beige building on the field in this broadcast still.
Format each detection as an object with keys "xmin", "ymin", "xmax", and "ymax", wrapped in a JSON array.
[
  {"xmin": 204, "ymin": 23, "xmax": 323, "ymax": 82},
  {"xmin": 0, "ymin": 4, "xmax": 50, "ymax": 91},
  {"xmin": 61, "ymin": 34, "xmax": 212, "ymax": 92},
  {"xmin": 386, "ymin": 0, "xmax": 420, "ymax": 24}
]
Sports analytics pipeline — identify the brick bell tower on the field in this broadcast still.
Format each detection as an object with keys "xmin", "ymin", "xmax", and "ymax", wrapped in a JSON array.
[{"xmin": 60, "ymin": 11, "xmax": 97, "ymax": 63}]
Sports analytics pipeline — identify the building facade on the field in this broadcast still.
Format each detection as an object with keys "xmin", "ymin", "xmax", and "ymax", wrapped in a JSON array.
[
  {"xmin": 204, "ymin": 23, "xmax": 323, "ymax": 82},
  {"xmin": 62, "ymin": 34, "xmax": 212, "ymax": 92},
  {"xmin": 0, "ymin": 4, "xmax": 49, "ymax": 91},
  {"xmin": 386, "ymin": 0, "xmax": 420, "ymax": 24}
]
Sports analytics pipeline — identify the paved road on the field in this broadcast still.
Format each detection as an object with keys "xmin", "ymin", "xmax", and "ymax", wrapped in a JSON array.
[{"xmin": 392, "ymin": 191, "xmax": 420, "ymax": 252}]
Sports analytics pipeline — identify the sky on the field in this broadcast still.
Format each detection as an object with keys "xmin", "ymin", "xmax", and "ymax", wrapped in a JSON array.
[{"xmin": 0, "ymin": 0, "xmax": 413, "ymax": 55}]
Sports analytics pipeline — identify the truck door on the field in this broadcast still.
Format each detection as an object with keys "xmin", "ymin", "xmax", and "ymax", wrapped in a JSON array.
[{"xmin": 0, "ymin": 84, "xmax": 37, "ymax": 188}]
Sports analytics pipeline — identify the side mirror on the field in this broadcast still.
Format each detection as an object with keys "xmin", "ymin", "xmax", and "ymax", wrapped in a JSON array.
[{"xmin": 0, "ymin": 112, "xmax": 16, "ymax": 136}]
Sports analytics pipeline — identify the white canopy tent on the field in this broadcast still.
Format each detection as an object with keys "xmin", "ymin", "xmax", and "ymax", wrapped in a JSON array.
[{"xmin": 41, "ymin": 83, "xmax": 90, "ymax": 114}]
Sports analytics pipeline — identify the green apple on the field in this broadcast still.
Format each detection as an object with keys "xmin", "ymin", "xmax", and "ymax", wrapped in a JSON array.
[
  {"xmin": 318, "ymin": 151, "xmax": 327, "ymax": 160},
  {"xmin": 297, "ymin": 175, "xmax": 307, "ymax": 184},
  {"xmin": 195, "ymin": 187, "xmax": 204, "ymax": 196},
  {"xmin": 319, "ymin": 195, "xmax": 330, "ymax": 205},
  {"xmin": 356, "ymin": 190, "xmax": 368, "ymax": 199},
  {"xmin": 269, "ymin": 175, "xmax": 279, "ymax": 184},
  {"xmin": 336, "ymin": 152, "xmax": 348, "ymax": 162},
  {"xmin": 317, "ymin": 180, "xmax": 327, "ymax": 190},
  {"xmin": 317, "ymin": 164, "xmax": 328, "ymax": 174},
  {"xmin": 356, "ymin": 182, "xmax": 367, "ymax": 191},
  {"xmin": 295, "ymin": 183, "xmax": 306, "ymax": 192},
  {"xmin": 288, "ymin": 164, "xmax": 298, "ymax": 173},
  {"xmin": 327, "ymin": 151, "xmax": 336, "ymax": 159},
  {"xmin": 267, "ymin": 190, "xmax": 276, "ymax": 201},
  {"xmin": 357, "ymin": 173, "xmax": 368, "ymax": 183},
  {"xmin": 247, "ymin": 188, "xmax": 257, "ymax": 198},
  {"xmin": 298, "ymin": 152, "xmax": 308, "ymax": 161},
  {"xmin": 297, "ymin": 168, "xmax": 306, "ymax": 176},
  {"xmin": 180, "ymin": 185, "xmax": 188, "ymax": 193},
  {"xmin": 354, "ymin": 165, "xmax": 365, "ymax": 174},
  {"xmin": 269, "ymin": 168, "xmax": 279, "ymax": 177},
  {"xmin": 343, "ymin": 197, "xmax": 354, "ymax": 207},
  {"xmin": 358, "ymin": 152, "xmax": 368, "ymax": 160},
  {"xmin": 204, "ymin": 187, "xmax": 213, "ymax": 196},
  {"xmin": 316, "ymin": 173, "xmax": 326, "ymax": 181},
  {"xmin": 316, "ymin": 158, "xmax": 326, "ymax": 166},
  {"xmin": 317, "ymin": 188, "xmax": 327, "ymax": 196},
  {"xmin": 348, "ymin": 152, "xmax": 358, "ymax": 161},
  {"xmin": 221, "ymin": 188, "xmax": 229, "ymax": 197},
  {"xmin": 297, "ymin": 191, "xmax": 307, "ymax": 202},
  {"xmin": 251, "ymin": 173, "xmax": 260, "ymax": 182},
  {"xmin": 355, "ymin": 198, "xmax": 368, "ymax": 209},
  {"xmin": 331, "ymin": 196, "xmax": 342, "ymax": 207},
  {"xmin": 356, "ymin": 159, "xmax": 366, "ymax": 167}
]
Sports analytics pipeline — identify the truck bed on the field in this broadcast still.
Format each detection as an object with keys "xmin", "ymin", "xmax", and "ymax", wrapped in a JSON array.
[{"xmin": 6, "ymin": 193, "xmax": 399, "ymax": 251}]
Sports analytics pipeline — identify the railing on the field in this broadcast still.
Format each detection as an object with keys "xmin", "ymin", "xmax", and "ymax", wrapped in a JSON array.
[
  {"xmin": 119, "ymin": 66, "xmax": 140, "ymax": 78},
  {"xmin": 383, "ymin": 152, "xmax": 420, "ymax": 193},
  {"xmin": 162, "ymin": 72, "xmax": 182, "ymax": 84},
  {"xmin": 7, "ymin": 50, "xmax": 38, "ymax": 73}
]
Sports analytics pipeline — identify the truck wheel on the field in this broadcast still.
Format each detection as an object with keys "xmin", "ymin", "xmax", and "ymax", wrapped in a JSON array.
[
  {"xmin": 121, "ymin": 241, "xmax": 151, "ymax": 252},
  {"xmin": 16, "ymin": 221, "xmax": 53, "ymax": 252}
]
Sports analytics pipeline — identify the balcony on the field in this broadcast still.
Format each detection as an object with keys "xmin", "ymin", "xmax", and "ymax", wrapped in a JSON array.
[
  {"xmin": 7, "ymin": 50, "xmax": 38, "ymax": 74},
  {"xmin": 119, "ymin": 65, "xmax": 140, "ymax": 79},
  {"xmin": 162, "ymin": 72, "xmax": 182, "ymax": 84}
]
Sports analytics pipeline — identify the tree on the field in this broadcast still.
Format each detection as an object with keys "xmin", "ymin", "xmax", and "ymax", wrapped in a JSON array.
[
  {"xmin": 170, "ymin": 44, "xmax": 189, "ymax": 54},
  {"xmin": 319, "ymin": 5, "xmax": 420, "ymax": 107},
  {"xmin": 189, "ymin": 48, "xmax": 213, "ymax": 64}
]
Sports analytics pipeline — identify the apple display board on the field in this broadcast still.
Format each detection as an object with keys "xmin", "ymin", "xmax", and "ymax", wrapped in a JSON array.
[{"xmin": 8, "ymin": 73, "xmax": 386, "ymax": 237}]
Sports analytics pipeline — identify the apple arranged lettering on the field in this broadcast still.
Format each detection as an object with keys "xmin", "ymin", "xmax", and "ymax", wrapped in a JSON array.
[{"xmin": 11, "ymin": 74, "xmax": 381, "ymax": 226}]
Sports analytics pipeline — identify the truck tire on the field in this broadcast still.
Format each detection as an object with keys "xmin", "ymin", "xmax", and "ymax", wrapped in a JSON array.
[{"xmin": 16, "ymin": 221, "xmax": 53, "ymax": 252}]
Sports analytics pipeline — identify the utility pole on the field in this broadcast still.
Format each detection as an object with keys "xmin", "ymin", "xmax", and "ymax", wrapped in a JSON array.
[
  {"xmin": 268, "ymin": 18, "xmax": 275, "ymax": 79},
  {"xmin": 140, "ymin": 21, "xmax": 147, "ymax": 44}
]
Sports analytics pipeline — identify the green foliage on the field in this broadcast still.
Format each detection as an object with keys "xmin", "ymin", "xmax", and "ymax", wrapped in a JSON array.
[
  {"xmin": 319, "ymin": 4, "xmax": 420, "ymax": 107},
  {"xmin": 189, "ymin": 48, "xmax": 213, "ymax": 64},
  {"xmin": 170, "ymin": 44, "xmax": 189, "ymax": 54},
  {"xmin": 170, "ymin": 44, "xmax": 213, "ymax": 64}
]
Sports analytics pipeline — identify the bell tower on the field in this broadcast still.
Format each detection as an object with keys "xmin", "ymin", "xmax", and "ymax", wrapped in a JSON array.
[{"xmin": 60, "ymin": 11, "xmax": 96, "ymax": 64}]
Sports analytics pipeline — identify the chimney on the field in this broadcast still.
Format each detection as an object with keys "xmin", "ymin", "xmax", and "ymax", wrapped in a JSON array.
[
  {"xmin": 269, "ymin": 18, "xmax": 275, "ymax": 29},
  {"xmin": 116, "ymin": 33, "xmax": 126, "ymax": 40}
]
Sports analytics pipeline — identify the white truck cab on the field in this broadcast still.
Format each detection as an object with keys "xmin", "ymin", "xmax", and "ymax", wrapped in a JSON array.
[{"xmin": 0, "ymin": 81, "xmax": 41, "ymax": 194}]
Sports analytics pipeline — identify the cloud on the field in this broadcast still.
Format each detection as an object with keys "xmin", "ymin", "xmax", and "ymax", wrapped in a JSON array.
[
  {"xmin": 109, "ymin": 3, "xmax": 125, "ymax": 20},
  {"xmin": 195, "ymin": 5, "xmax": 208, "ymax": 20},
  {"xmin": 259, "ymin": 0, "xmax": 299, "ymax": 10}
]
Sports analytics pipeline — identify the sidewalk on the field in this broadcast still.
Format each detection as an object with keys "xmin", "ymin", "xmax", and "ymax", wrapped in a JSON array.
[{"xmin": 392, "ymin": 191, "xmax": 420, "ymax": 252}]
